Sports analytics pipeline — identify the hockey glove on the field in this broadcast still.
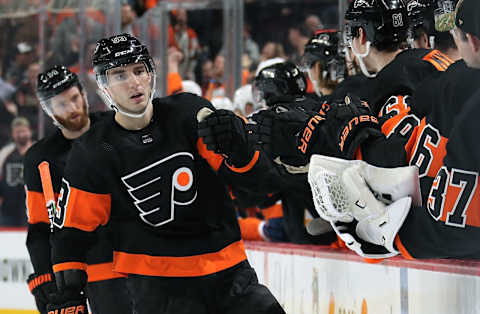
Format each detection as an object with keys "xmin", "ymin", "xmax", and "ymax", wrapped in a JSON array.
[
  {"xmin": 323, "ymin": 94, "xmax": 382, "ymax": 159},
  {"xmin": 197, "ymin": 108, "xmax": 254, "ymax": 168},
  {"xmin": 251, "ymin": 104, "xmax": 312, "ymax": 166},
  {"xmin": 27, "ymin": 273, "xmax": 57, "ymax": 314},
  {"xmin": 47, "ymin": 270, "xmax": 88, "ymax": 314}
]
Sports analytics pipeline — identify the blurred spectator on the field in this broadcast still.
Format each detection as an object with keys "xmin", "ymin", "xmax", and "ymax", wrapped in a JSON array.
[
  {"xmin": 260, "ymin": 41, "xmax": 287, "ymax": 61},
  {"xmin": 14, "ymin": 62, "xmax": 42, "ymax": 136},
  {"xmin": 47, "ymin": 14, "xmax": 104, "ymax": 68},
  {"xmin": 5, "ymin": 42, "xmax": 35, "ymax": 87},
  {"xmin": 233, "ymin": 84, "xmax": 256, "ymax": 117},
  {"xmin": 243, "ymin": 23, "xmax": 260, "ymax": 62},
  {"xmin": 195, "ymin": 58, "xmax": 213, "ymax": 96},
  {"xmin": 204, "ymin": 54, "xmax": 225, "ymax": 100},
  {"xmin": 287, "ymin": 25, "xmax": 310, "ymax": 65},
  {"xmin": 121, "ymin": 1, "xmax": 137, "ymax": 32},
  {"xmin": 211, "ymin": 96, "xmax": 234, "ymax": 110},
  {"xmin": 171, "ymin": 9, "xmax": 201, "ymax": 80},
  {"xmin": 304, "ymin": 14, "xmax": 324, "ymax": 36},
  {"xmin": 182, "ymin": 80, "xmax": 202, "ymax": 97},
  {"xmin": 0, "ymin": 78, "xmax": 16, "ymax": 148},
  {"xmin": 0, "ymin": 117, "xmax": 33, "ymax": 227}
]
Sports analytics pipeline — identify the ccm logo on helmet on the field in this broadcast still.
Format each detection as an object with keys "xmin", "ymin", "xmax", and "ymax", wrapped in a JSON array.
[{"xmin": 114, "ymin": 48, "xmax": 134, "ymax": 57}]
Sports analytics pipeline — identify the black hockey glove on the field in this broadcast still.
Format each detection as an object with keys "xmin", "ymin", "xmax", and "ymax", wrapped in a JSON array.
[
  {"xmin": 251, "ymin": 104, "xmax": 312, "ymax": 166},
  {"xmin": 47, "ymin": 270, "xmax": 88, "ymax": 314},
  {"xmin": 197, "ymin": 109, "xmax": 254, "ymax": 168},
  {"xmin": 27, "ymin": 273, "xmax": 57, "ymax": 314},
  {"xmin": 323, "ymin": 94, "xmax": 382, "ymax": 159}
]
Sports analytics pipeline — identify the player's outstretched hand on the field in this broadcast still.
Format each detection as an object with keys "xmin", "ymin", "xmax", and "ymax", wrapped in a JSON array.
[{"xmin": 197, "ymin": 108, "xmax": 254, "ymax": 167}]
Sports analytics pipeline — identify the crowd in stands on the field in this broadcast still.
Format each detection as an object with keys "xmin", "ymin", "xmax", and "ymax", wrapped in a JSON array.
[{"xmin": 0, "ymin": 0, "xmax": 337, "ymax": 235}]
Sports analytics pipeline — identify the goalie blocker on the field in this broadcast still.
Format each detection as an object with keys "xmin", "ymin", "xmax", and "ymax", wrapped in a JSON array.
[{"xmin": 308, "ymin": 155, "xmax": 421, "ymax": 258}]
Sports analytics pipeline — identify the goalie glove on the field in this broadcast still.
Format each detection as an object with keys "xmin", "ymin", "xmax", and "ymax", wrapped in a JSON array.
[
  {"xmin": 27, "ymin": 273, "xmax": 57, "ymax": 314},
  {"xmin": 197, "ymin": 108, "xmax": 254, "ymax": 168},
  {"xmin": 308, "ymin": 155, "xmax": 420, "ymax": 257}
]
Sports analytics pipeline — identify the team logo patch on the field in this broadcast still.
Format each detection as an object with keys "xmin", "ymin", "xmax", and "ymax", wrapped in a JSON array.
[{"xmin": 121, "ymin": 152, "xmax": 197, "ymax": 227}]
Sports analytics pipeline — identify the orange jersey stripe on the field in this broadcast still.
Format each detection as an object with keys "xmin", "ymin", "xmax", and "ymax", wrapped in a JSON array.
[
  {"xmin": 63, "ymin": 187, "xmax": 111, "ymax": 232},
  {"xmin": 113, "ymin": 240, "xmax": 247, "ymax": 277},
  {"xmin": 86, "ymin": 262, "xmax": 127, "ymax": 282},
  {"xmin": 422, "ymin": 50, "xmax": 453, "ymax": 72},
  {"xmin": 53, "ymin": 262, "xmax": 88, "ymax": 273},
  {"xmin": 226, "ymin": 151, "xmax": 260, "ymax": 173},
  {"xmin": 26, "ymin": 190, "xmax": 50, "ymax": 224},
  {"xmin": 197, "ymin": 138, "xmax": 224, "ymax": 171}
]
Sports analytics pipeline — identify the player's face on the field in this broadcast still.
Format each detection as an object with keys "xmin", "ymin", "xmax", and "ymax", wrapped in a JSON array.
[
  {"xmin": 452, "ymin": 28, "xmax": 477, "ymax": 68},
  {"xmin": 50, "ymin": 86, "xmax": 89, "ymax": 131},
  {"xmin": 105, "ymin": 62, "xmax": 152, "ymax": 115}
]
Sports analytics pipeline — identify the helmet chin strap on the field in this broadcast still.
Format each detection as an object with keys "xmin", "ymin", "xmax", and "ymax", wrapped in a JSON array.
[
  {"xmin": 307, "ymin": 69, "xmax": 323, "ymax": 98},
  {"xmin": 351, "ymin": 40, "xmax": 377, "ymax": 78}
]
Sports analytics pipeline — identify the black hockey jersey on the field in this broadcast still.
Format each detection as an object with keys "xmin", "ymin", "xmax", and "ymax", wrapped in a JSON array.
[
  {"xmin": 51, "ymin": 93, "xmax": 278, "ymax": 277},
  {"xmin": 368, "ymin": 49, "xmax": 454, "ymax": 115},
  {"xmin": 396, "ymin": 89, "xmax": 480, "ymax": 259},
  {"xmin": 381, "ymin": 61, "xmax": 480, "ymax": 204},
  {"xmin": 24, "ymin": 111, "xmax": 125, "ymax": 281}
]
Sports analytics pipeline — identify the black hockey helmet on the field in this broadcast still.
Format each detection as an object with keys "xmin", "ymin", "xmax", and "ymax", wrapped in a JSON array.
[
  {"xmin": 345, "ymin": 0, "xmax": 410, "ymax": 47},
  {"xmin": 37, "ymin": 65, "xmax": 82, "ymax": 103},
  {"xmin": 252, "ymin": 61, "xmax": 307, "ymax": 107},
  {"xmin": 302, "ymin": 29, "xmax": 341, "ymax": 69},
  {"xmin": 92, "ymin": 33, "xmax": 155, "ymax": 86}
]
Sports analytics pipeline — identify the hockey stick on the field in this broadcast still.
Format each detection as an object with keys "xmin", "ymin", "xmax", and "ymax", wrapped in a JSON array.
[{"xmin": 38, "ymin": 161, "xmax": 57, "ymax": 230}]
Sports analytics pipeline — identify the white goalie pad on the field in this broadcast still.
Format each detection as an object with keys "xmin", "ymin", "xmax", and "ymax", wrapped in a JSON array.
[
  {"xmin": 308, "ymin": 155, "xmax": 421, "ymax": 223},
  {"xmin": 308, "ymin": 156, "xmax": 360, "ymax": 222}
]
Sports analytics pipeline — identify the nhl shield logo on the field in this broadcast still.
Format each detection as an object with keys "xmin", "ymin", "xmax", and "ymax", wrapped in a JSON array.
[{"xmin": 121, "ymin": 152, "xmax": 197, "ymax": 227}]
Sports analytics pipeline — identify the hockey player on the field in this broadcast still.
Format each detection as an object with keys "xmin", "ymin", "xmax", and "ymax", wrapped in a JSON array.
[
  {"xmin": 301, "ymin": 29, "xmax": 347, "ymax": 100},
  {"xmin": 342, "ymin": 0, "xmax": 454, "ymax": 115},
  {"xmin": 48, "ymin": 33, "xmax": 285, "ymax": 314},
  {"xmin": 248, "ymin": 61, "xmax": 338, "ymax": 244},
  {"xmin": 307, "ymin": 0, "xmax": 480, "ymax": 259},
  {"xmin": 24, "ymin": 66, "xmax": 131, "ymax": 313}
]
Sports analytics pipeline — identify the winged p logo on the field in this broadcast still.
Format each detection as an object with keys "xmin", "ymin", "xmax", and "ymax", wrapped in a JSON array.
[{"xmin": 121, "ymin": 152, "xmax": 197, "ymax": 227}]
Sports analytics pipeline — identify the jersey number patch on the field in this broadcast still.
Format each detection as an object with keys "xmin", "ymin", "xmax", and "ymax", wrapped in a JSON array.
[
  {"xmin": 427, "ymin": 167, "xmax": 478, "ymax": 227},
  {"xmin": 51, "ymin": 178, "xmax": 71, "ymax": 229}
]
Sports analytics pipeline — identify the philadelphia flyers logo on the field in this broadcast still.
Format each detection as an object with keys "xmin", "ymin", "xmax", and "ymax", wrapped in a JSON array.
[{"xmin": 121, "ymin": 152, "xmax": 197, "ymax": 227}]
